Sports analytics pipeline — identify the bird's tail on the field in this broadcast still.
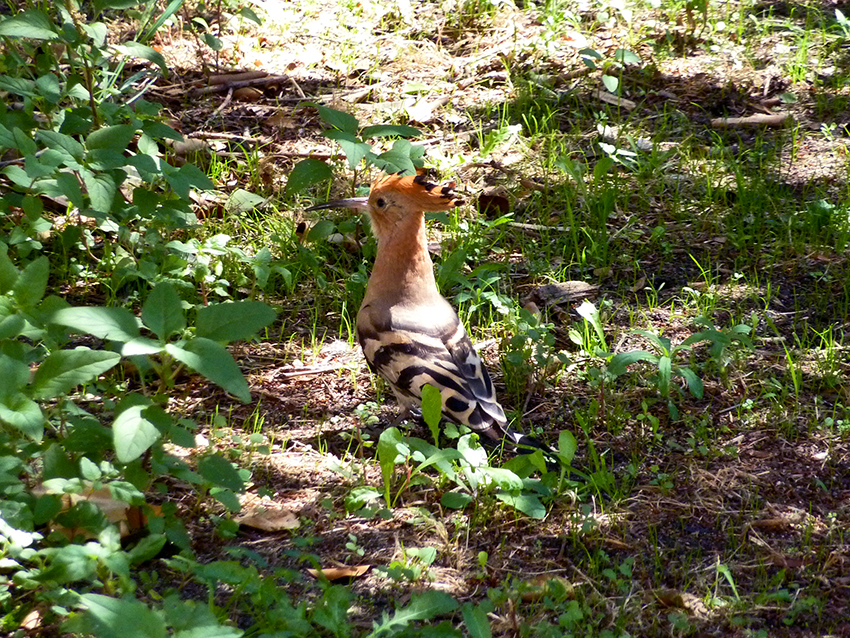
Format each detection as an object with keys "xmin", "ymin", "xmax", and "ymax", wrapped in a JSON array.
[{"xmin": 494, "ymin": 427, "xmax": 563, "ymax": 472}]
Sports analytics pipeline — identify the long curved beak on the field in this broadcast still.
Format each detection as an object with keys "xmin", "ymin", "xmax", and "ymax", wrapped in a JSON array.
[{"xmin": 305, "ymin": 197, "xmax": 370, "ymax": 212}]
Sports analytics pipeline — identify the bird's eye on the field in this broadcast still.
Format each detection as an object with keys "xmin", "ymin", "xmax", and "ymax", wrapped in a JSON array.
[{"xmin": 375, "ymin": 197, "xmax": 386, "ymax": 208}]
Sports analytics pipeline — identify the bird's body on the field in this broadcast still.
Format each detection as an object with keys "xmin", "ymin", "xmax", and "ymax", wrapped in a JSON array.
[{"xmin": 309, "ymin": 173, "xmax": 554, "ymax": 456}]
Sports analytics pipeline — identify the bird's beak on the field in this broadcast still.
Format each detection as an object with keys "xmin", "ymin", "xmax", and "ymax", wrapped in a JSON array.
[{"xmin": 305, "ymin": 197, "xmax": 370, "ymax": 212}]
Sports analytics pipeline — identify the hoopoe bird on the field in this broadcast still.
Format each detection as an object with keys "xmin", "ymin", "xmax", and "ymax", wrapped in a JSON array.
[{"xmin": 308, "ymin": 172, "xmax": 556, "ymax": 461}]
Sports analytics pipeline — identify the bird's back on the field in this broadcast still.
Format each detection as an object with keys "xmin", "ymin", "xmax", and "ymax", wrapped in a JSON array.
[{"xmin": 356, "ymin": 294, "xmax": 508, "ymax": 441}]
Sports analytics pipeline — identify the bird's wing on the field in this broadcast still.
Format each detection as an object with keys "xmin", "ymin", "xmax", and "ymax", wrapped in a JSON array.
[{"xmin": 357, "ymin": 299, "xmax": 507, "ymax": 439}]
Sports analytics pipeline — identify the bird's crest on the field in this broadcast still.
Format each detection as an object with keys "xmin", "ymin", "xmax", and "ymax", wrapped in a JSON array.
[{"xmin": 370, "ymin": 173, "xmax": 464, "ymax": 212}]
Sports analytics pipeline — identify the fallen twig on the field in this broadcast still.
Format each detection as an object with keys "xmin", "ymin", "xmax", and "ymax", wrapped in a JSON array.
[{"xmin": 711, "ymin": 112, "xmax": 792, "ymax": 128}]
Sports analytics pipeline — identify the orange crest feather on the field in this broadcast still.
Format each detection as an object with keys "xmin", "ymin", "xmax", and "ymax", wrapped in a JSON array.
[{"xmin": 369, "ymin": 173, "xmax": 464, "ymax": 212}]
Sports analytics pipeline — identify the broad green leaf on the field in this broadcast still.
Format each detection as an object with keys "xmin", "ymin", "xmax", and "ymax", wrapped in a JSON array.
[
  {"xmin": 420, "ymin": 384, "xmax": 442, "ymax": 443},
  {"xmin": 483, "ymin": 467, "xmax": 523, "ymax": 491},
  {"xmin": 314, "ymin": 104, "xmax": 359, "ymax": 134},
  {"xmin": 127, "ymin": 534, "xmax": 167, "ymax": 565},
  {"xmin": 305, "ymin": 219, "xmax": 336, "ymax": 242},
  {"xmin": 414, "ymin": 447, "xmax": 463, "ymax": 483},
  {"xmin": 238, "ymin": 6, "xmax": 262, "ymax": 24},
  {"xmin": 113, "ymin": 404, "xmax": 163, "ymax": 463},
  {"xmin": 76, "ymin": 594, "xmax": 167, "ymax": 638},
  {"xmin": 0, "ymin": 393, "xmax": 44, "ymax": 441},
  {"xmin": 557, "ymin": 430, "xmax": 577, "ymax": 464},
  {"xmin": 93, "ymin": 0, "xmax": 145, "ymax": 10},
  {"xmin": 462, "ymin": 603, "xmax": 492, "ymax": 638},
  {"xmin": 36, "ymin": 130, "xmax": 86, "ymax": 161},
  {"xmin": 86, "ymin": 124, "xmax": 138, "ymax": 151},
  {"xmin": 658, "ymin": 354, "xmax": 672, "ymax": 397},
  {"xmin": 55, "ymin": 172, "xmax": 85, "ymax": 209},
  {"xmin": 0, "ymin": 9, "xmax": 57, "ymax": 40},
  {"xmin": 13, "ymin": 256, "xmax": 48, "ymax": 308},
  {"xmin": 606, "ymin": 350, "xmax": 656, "ymax": 377},
  {"xmin": 634, "ymin": 329, "xmax": 668, "ymax": 352},
  {"xmin": 678, "ymin": 366, "xmax": 704, "ymax": 399},
  {"xmin": 81, "ymin": 168, "xmax": 118, "ymax": 213},
  {"xmin": 225, "ymin": 188, "xmax": 266, "ymax": 214},
  {"xmin": 441, "ymin": 491, "xmax": 472, "ymax": 509},
  {"xmin": 368, "ymin": 590, "xmax": 458, "ymax": 638},
  {"xmin": 0, "ymin": 249, "xmax": 18, "ymax": 293},
  {"xmin": 107, "ymin": 480, "xmax": 145, "ymax": 505},
  {"xmin": 0, "ymin": 314, "xmax": 25, "ymax": 339},
  {"xmin": 31, "ymin": 348, "xmax": 121, "ymax": 399},
  {"xmin": 142, "ymin": 283, "xmax": 185, "ymax": 341},
  {"xmin": 116, "ymin": 41, "xmax": 169, "ymax": 76},
  {"xmin": 0, "ymin": 123, "xmax": 15, "ymax": 149},
  {"xmin": 322, "ymin": 129, "xmax": 372, "ymax": 170},
  {"xmin": 494, "ymin": 492, "xmax": 546, "ymax": 518},
  {"xmin": 163, "ymin": 163, "xmax": 213, "ymax": 198},
  {"xmin": 121, "ymin": 337, "xmax": 164, "ymax": 356},
  {"xmin": 313, "ymin": 585, "xmax": 351, "ymax": 636},
  {"xmin": 377, "ymin": 427, "xmax": 405, "ymax": 505},
  {"xmin": 614, "ymin": 48, "xmax": 641, "ymax": 64},
  {"xmin": 35, "ymin": 72, "xmax": 61, "ymax": 103},
  {"xmin": 283, "ymin": 158, "xmax": 333, "ymax": 196},
  {"xmin": 197, "ymin": 454, "xmax": 244, "ymax": 492},
  {"xmin": 195, "ymin": 301, "xmax": 276, "ymax": 342},
  {"xmin": 52, "ymin": 306, "xmax": 140, "ymax": 342},
  {"xmin": 0, "ymin": 75, "xmax": 36, "ymax": 97},
  {"xmin": 372, "ymin": 148, "xmax": 416, "ymax": 175},
  {"xmin": 80, "ymin": 22, "xmax": 108, "ymax": 48},
  {"xmin": 165, "ymin": 338, "xmax": 250, "ymax": 402},
  {"xmin": 0, "ymin": 354, "xmax": 31, "ymax": 399},
  {"xmin": 602, "ymin": 74, "xmax": 619, "ymax": 93},
  {"xmin": 37, "ymin": 545, "xmax": 98, "ymax": 584},
  {"xmin": 210, "ymin": 487, "xmax": 241, "ymax": 512},
  {"xmin": 361, "ymin": 124, "xmax": 421, "ymax": 138}
]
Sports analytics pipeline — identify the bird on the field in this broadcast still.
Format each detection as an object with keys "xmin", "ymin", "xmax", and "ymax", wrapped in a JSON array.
[{"xmin": 307, "ymin": 172, "xmax": 557, "ymax": 462}]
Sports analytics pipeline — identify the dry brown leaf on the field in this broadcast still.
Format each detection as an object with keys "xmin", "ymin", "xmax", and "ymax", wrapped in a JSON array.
[
  {"xmin": 20, "ymin": 609, "xmax": 41, "ymax": 630},
  {"xmin": 519, "ymin": 575, "xmax": 574, "ymax": 602},
  {"xmin": 264, "ymin": 111, "xmax": 298, "ymax": 131},
  {"xmin": 236, "ymin": 496, "xmax": 300, "ymax": 531},
  {"xmin": 32, "ymin": 485, "xmax": 146, "ymax": 540},
  {"xmin": 477, "ymin": 188, "xmax": 510, "ymax": 218},
  {"xmin": 307, "ymin": 565, "xmax": 370, "ymax": 581},
  {"xmin": 527, "ymin": 281, "xmax": 599, "ymax": 306},
  {"xmin": 234, "ymin": 87, "xmax": 263, "ymax": 102},
  {"xmin": 750, "ymin": 518, "xmax": 793, "ymax": 532}
]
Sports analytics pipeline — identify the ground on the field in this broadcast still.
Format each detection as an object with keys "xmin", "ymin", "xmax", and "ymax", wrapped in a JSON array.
[{"xmin": 97, "ymin": 0, "xmax": 850, "ymax": 635}]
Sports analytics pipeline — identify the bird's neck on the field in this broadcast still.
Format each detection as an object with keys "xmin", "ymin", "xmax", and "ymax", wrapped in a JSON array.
[{"xmin": 366, "ymin": 214, "xmax": 438, "ymax": 304}]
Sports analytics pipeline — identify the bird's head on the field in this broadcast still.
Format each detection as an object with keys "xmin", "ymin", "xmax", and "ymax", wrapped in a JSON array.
[{"xmin": 306, "ymin": 173, "xmax": 463, "ymax": 236}]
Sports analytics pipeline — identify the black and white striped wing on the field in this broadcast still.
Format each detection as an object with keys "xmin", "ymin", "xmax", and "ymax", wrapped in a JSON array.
[{"xmin": 357, "ymin": 300, "xmax": 507, "ymax": 440}]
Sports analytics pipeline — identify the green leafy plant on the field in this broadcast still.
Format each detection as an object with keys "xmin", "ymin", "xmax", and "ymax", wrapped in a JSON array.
[
  {"xmin": 286, "ymin": 104, "xmax": 424, "ymax": 197},
  {"xmin": 607, "ymin": 320, "xmax": 753, "ymax": 419}
]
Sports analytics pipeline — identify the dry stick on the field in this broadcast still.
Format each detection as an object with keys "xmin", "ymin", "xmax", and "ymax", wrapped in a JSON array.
[
  {"xmin": 711, "ymin": 112, "xmax": 792, "ymax": 128},
  {"xmin": 203, "ymin": 86, "xmax": 233, "ymax": 127},
  {"xmin": 593, "ymin": 89, "xmax": 637, "ymax": 111},
  {"xmin": 191, "ymin": 75, "xmax": 290, "ymax": 96},
  {"xmin": 276, "ymin": 364, "xmax": 352, "ymax": 380},
  {"xmin": 208, "ymin": 70, "xmax": 268, "ymax": 85}
]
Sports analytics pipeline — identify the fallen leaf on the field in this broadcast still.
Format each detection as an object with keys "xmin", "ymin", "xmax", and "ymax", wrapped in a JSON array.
[
  {"xmin": 236, "ymin": 495, "xmax": 300, "ymax": 531},
  {"xmin": 234, "ymin": 87, "xmax": 263, "ymax": 102},
  {"xmin": 630, "ymin": 276, "xmax": 647, "ymax": 293},
  {"xmin": 477, "ymin": 188, "xmax": 510, "ymax": 218},
  {"xmin": 20, "ymin": 609, "xmax": 41, "ymax": 630},
  {"xmin": 33, "ymin": 484, "xmax": 146, "ymax": 540},
  {"xmin": 527, "ymin": 281, "xmax": 599, "ymax": 306},
  {"xmin": 519, "ymin": 575, "xmax": 573, "ymax": 602},
  {"xmin": 307, "ymin": 565, "xmax": 370, "ymax": 581}
]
